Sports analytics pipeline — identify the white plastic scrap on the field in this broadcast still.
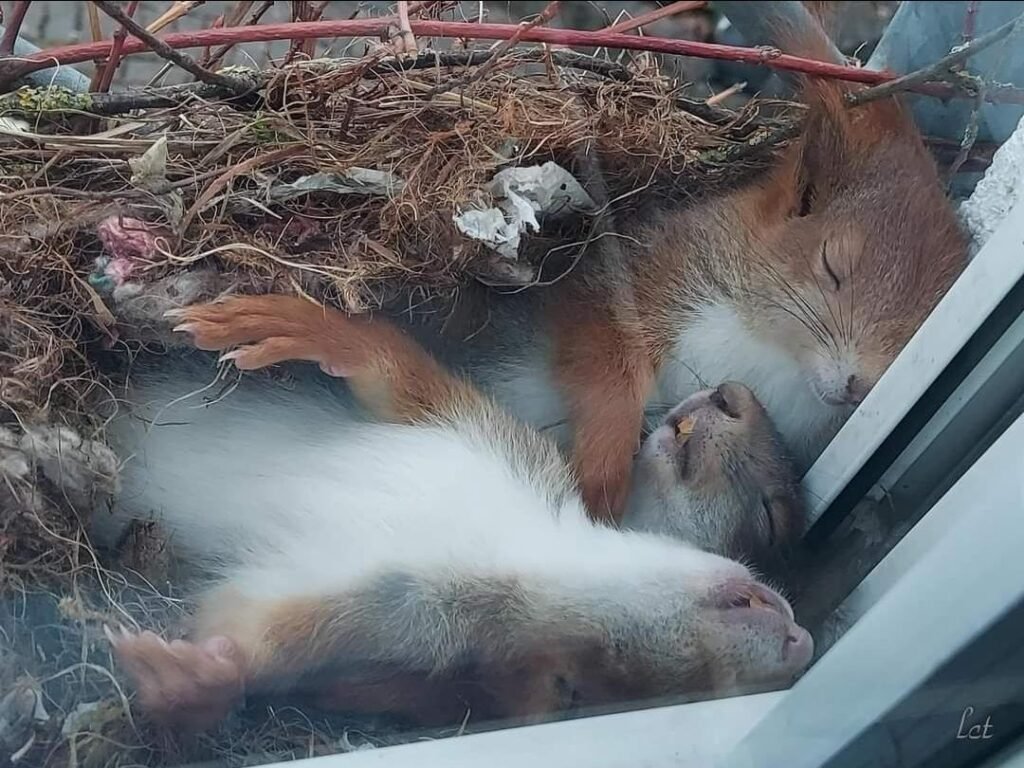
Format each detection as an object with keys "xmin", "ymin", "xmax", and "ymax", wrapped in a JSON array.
[
  {"xmin": 0, "ymin": 681, "xmax": 48, "ymax": 755},
  {"xmin": 129, "ymin": 135, "xmax": 184, "ymax": 224},
  {"xmin": 267, "ymin": 169, "xmax": 405, "ymax": 202},
  {"xmin": 960, "ymin": 112, "xmax": 1024, "ymax": 255},
  {"xmin": 128, "ymin": 135, "xmax": 168, "ymax": 187},
  {"xmin": 454, "ymin": 161, "xmax": 598, "ymax": 259},
  {"xmin": 0, "ymin": 116, "xmax": 30, "ymax": 134}
]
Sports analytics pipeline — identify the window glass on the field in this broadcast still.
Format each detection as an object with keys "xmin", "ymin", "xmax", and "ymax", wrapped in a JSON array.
[{"xmin": 1, "ymin": 2, "xmax": 1021, "ymax": 767}]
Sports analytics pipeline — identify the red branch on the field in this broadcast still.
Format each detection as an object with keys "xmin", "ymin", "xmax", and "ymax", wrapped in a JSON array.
[
  {"xmin": 4, "ymin": 17, "xmax": 1024, "ymax": 104},
  {"xmin": 0, "ymin": 0, "xmax": 31, "ymax": 56},
  {"xmin": 96, "ymin": 0, "xmax": 139, "ymax": 93}
]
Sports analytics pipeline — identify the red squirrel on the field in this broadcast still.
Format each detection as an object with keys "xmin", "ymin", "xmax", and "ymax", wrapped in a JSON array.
[
  {"xmin": 434, "ymin": 9, "xmax": 970, "ymax": 524},
  {"xmin": 103, "ymin": 294, "xmax": 811, "ymax": 730}
]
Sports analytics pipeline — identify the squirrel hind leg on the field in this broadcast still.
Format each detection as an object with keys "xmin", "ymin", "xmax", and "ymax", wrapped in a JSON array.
[{"xmin": 106, "ymin": 626, "xmax": 244, "ymax": 731}]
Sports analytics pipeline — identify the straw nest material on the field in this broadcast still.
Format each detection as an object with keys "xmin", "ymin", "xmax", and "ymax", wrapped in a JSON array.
[{"xmin": 0, "ymin": 48, "xmax": 801, "ymax": 765}]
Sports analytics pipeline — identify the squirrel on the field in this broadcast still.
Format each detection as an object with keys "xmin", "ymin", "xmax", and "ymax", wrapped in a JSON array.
[
  {"xmin": 624, "ymin": 380, "xmax": 804, "ymax": 582},
  {"xmin": 103, "ymin": 294, "xmax": 812, "ymax": 731},
  {"xmin": 407, "ymin": 5, "xmax": 970, "ymax": 526}
]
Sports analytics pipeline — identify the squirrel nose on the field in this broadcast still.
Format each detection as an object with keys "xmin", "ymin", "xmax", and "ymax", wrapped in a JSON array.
[{"xmin": 845, "ymin": 375, "xmax": 869, "ymax": 405}]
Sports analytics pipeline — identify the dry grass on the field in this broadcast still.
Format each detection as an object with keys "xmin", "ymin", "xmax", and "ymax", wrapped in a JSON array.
[{"xmin": 0, "ymin": 47, "xmax": 800, "ymax": 766}]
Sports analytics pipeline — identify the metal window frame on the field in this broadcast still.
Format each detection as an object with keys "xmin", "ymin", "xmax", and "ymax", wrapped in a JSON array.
[
  {"xmin": 980, "ymin": 737, "xmax": 1024, "ymax": 768},
  {"xmin": 719, "ymin": 409, "xmax": 1024, "ymax": 768}
]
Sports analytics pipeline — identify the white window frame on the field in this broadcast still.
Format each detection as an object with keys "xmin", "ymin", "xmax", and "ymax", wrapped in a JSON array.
[{"xmin": 248, "ymin": 202, "xmax": 1024, "ymax": 768}]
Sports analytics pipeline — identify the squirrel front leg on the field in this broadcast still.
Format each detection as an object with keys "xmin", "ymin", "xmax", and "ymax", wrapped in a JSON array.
[
  {"xmin": 167, "ymin": 295, "xmax": 480, "ymax": 426},
  {"xmin": 549, "ymin": 295, "xmax": 653, "ymax": 526},
  {"xmin": 169, "ymin": 294, "xmax": 575, "ymax": 497}
]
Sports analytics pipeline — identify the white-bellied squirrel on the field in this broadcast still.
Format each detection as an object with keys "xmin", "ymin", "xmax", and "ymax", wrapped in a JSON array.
[
  {"xmin": 410, "ymin": 5, "xmax": 970, "ymax": 525},
  {"xmin": 103, "ymin": 295, "xmax": 811, "ymax": 731}
]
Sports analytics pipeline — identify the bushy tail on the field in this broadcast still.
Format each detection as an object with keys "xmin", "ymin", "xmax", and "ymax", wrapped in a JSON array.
[
  {"xmin": 99, "ymin": 355, "xmax": 363, "ymax": 562},
  {"xmin": 716, "ymin": 1, "xmax": 844, "ymax": 66}
]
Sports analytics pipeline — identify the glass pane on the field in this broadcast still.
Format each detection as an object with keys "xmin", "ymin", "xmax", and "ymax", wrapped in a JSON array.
[{"xmin": 1, "ymin": 2, "xmax": 1021, "ymax": 767}]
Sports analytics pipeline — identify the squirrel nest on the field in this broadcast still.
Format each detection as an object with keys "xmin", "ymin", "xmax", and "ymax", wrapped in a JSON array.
[{"xmin": 0, "ymin": 47, "xmax": 800, "ymax": 766}]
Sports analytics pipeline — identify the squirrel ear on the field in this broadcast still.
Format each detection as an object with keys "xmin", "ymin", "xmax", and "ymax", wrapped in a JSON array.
[{"xmin": 792, "ymin": 86, "xmax": 920, "ymax": 217}]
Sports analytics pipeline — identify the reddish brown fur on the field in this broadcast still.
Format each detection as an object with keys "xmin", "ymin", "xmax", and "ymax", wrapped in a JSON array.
[
  {"xmin": 542, "ymin": 19, "xmax": 965, "ymax": 520},
  {"xmin": 106, "ymin": 629, "xmax": 245, "ymax": 730},
  {"xmin": 173, "ymin": 295, "xmax": 481, "ymax": 425},
  {"xmin": 112, "ymin": 588, "xmax": 715, "ymax": 729},
  {"xmin": 550, "ymin": 293, "xmax": 653, "ymax": 525},
  {"xmin": 310, "ymin": 672, "xmax": 476, "ymax": 726}
]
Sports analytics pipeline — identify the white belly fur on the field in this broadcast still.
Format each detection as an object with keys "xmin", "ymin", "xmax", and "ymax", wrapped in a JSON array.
[{"xmin": 658, "ymin": 302, "xmax": 846, "ymax": 470}]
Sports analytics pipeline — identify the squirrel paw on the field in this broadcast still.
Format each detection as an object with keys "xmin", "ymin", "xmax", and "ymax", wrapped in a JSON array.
[
  {"xmin": 106, "ymin": 626, "xmax": 244, "ymax": 731},
  {"xmin": 166, "ymin": 295, "xmax": 351, "ymax": 376}
]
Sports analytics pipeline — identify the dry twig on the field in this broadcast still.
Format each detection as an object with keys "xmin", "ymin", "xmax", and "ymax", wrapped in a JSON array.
[
  {"xmin": 95, "ymin": 0, "xmax": 140, "ymax": 93},
  {"xmin": 205, "ymin": 0, "xmax": 274, "ymax": 70},
  {"xmin": 393, "ymin": 0, "xmax": 419, "ymax": 55},
  {"xmin": 605, "ymin": 0, "xmax": 706, "ymax": 35},
  {"xmin": 848, "ymin": 12, "xmax": 1024, "ymax": 107},
  {"xmin": 84, "ymin": 1, "xmax": 108, "ymax": 91},
  {"xmin": 147, "ymin": 0, "xmax": 208, "ymax": 35},
  {"xmin": 92, "ymin": 0, "xmax": 251, "ymax": 94},
  {"xmin": 946, "ymin": 89, "xmax": 985, "ymax": 181}
]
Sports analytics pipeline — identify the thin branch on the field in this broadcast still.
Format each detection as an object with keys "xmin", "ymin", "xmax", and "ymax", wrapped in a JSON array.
[
  {"xmin": 205, "ymin": 0, "xmax": 272, "ymax": 70},
  {"xmin": 86, "ymin": 1, "xmax": 104, "ymax": 43},
  {"xmin": 96, "ymin": 0, "xmax": 139, "ymax": 93},
  {"xmin": 91, "ymin": 0, "xmax": 251, "ymax": 94},
  {"xmin": 963, "ymin": 0, "xmax": 981, "ymax": 44},
  {"xmin": 848, "ymin": 12, "xmax": 1023, "ymax": 107},
  {"xmin": 925, "ymin": 135, "xmax": 996, "ymax": 172},
  {"xmin": 605, "ymin": 1, "xmax": 706, "ymax": 35},
  {"xmin": 285, "ymin": 1, "xmax": 320, "ymax": 64},
  {"xmin": 147, "ymin": 1, "xmax": 208, "ymax": 35},
  {"xmin": 393, "ymin": 1, "xmax": 418, "ymax": 55},
  {"xmin": 705, "ymin": 81, "xmax": 746, "ymax": 106},
  {"xmin": 368, "ymin": 48, "xmax": 633, "ymax": 82},
  {"xmin": 0, "ymin": 0, "xmax": 30, "ymax": 56},
  {"xmin": 86, "ymin": 1, "xmax": 106, "ymax": 90},
  {"xmin": 946, "ymin": 89, "xmax": 985, "ymax": 182},
  {"xmin": 0, "ymin": 49, "xmax": 635, "ymax": 117},
  {"xmin": 425, "ymin": 1, "xmax": 561, "ymax": 96},
  {"xmin": 5, "ymin": 16, "xmax": 1024, "ymax": 105}
]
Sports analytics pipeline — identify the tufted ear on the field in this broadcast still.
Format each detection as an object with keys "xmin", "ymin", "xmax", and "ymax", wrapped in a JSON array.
[
  {"xmin": 756, "ymin": 5, "xmax": 920, "ymax": 161},
  {"xmin": 728, "ymin": 2, "xmax": 924, "ymax": 221},
  {"xmin": 788, "ymin": 83, "xmax": 922, "ymax": 222}
]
